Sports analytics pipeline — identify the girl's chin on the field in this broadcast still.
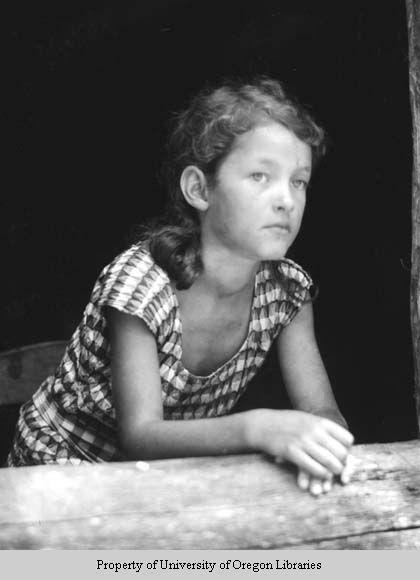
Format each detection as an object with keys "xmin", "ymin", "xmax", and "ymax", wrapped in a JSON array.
[
  {"xmin": 258, "ymin": 245, "xmax": 290, "ymax": 261},
  {"xmin": 264, "ymin": 253, "xmax": 288, "ymax": 262}
]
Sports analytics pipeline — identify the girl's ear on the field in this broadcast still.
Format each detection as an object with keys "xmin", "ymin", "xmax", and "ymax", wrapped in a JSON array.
[{"xmin": 180, "ymin": 166, "xmax": 209, "ymax": 212}]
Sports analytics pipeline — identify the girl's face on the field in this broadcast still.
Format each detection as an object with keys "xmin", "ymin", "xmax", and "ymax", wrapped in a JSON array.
[{"xmin": 203, "ymin": 122, "xmax": 312, "ymax": 262}]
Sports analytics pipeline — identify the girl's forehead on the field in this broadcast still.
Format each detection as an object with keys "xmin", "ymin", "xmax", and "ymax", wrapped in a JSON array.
[{"xmin": 231, "ymin": 123, "xmax": 312, "ymax": 164}]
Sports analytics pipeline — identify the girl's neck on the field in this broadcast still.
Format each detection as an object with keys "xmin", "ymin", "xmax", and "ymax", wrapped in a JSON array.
[{"xmin": 197, "ymin": 243, "xmax": 259, "ymax": 299}]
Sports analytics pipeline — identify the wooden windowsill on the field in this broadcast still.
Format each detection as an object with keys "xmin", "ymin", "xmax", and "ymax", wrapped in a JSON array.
[{"xmin": 0, "ymin": 440, "xmax": 419, "ymax": 549}]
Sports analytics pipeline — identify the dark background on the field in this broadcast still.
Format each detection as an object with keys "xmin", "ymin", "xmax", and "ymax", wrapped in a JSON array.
[{"xmin": 3, "ymin": 0, "xmax": 418, "ymax": 445}]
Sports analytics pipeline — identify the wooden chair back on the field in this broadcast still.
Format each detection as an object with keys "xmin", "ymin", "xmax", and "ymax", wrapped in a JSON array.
[{"xmin": 0, "ymin": 341, "xmax": 67, "ymax": 406}]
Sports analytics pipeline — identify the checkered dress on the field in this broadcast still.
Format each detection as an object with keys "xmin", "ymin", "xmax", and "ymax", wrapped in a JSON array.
[{"xmin": 7, "ymin": 243, "xmax": 312, "ymax": 466}]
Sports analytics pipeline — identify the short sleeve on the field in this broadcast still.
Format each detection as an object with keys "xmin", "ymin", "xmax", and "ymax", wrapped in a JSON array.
[
  {"xmin": 277, "ymin": 258, "xmax": 313, "ymax": 305},
  {"xmin": 94, "ymin": 244, "xmax": 176, "ymax": 337},
  {"xmin": 274, "ymin": 258, "xmax": 313, "ymax": 328}
]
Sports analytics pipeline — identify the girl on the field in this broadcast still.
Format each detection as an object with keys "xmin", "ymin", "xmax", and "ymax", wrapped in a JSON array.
[{"xmin": 8, "ymin": 78, "xmax": 353, "ymax": 495}]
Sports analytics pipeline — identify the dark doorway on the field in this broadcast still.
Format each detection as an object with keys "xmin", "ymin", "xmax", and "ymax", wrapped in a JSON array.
[{"xmin": 3, "ymin": 0, "xmax": 418, "ymax": 446}]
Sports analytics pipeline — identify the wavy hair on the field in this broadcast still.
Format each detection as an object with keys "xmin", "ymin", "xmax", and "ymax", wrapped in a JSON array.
[{"xmin": 142, "ymin": 77, "xmax": 326, "ymax": 289}]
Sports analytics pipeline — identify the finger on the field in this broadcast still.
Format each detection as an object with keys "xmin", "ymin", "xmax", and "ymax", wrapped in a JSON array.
[
  {"xmin": 316, "ymin": 432, "xmax": 349, "ymax": 464},
  {"xmin": 304, "ymin": 440, "xmax": 345, "ymax": 475},
  {"xmin": 341, "ymin": 453, "xmax": 357, "ymax": 484},
  {"xmin": 297, "ymin": 470, "xmax": 310, "ymax": 490},
  {"xmin": 287, "ymin": 446, "xmax": 331, "ymax": 479},
  {"xmin": 309, "ymin": 478, "xmax": 323, "ymax": 496},
  {"xmin": 322, "ymin": 478, "xmax": 332, "ymax": 493},
  {"xmin": 321, "ymin": 419, "xmax": 354, "ymax": 447}
]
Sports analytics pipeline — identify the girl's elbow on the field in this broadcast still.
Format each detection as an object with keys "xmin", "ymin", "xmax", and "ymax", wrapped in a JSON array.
[{"xmin": 117, "ymin": 420, "xmax": 162, "ymax": 461}]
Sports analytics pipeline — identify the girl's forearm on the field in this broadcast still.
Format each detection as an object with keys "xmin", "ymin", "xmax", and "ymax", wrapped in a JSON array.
[
  {"xmin": 311, "ymin": 407, "xmax": 348, "ymax": 431},
  {"xmin": 119, "ymin": 410, "xmax": 260, "ymax": 460}
]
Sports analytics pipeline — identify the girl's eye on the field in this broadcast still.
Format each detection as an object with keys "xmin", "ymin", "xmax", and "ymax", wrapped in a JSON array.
[
  {"xmin": 292, "ymin": 179, "xmax": 308, "ymax": 191},
  {"xmin": 251, "ymin": 172, "xmax": 268, "ymax": 183}
]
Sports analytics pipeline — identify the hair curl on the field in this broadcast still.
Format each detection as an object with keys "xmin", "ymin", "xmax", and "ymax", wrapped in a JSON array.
[{"xmin": 142, "ymin": 77, "xmax": 326, "ymax": 290}]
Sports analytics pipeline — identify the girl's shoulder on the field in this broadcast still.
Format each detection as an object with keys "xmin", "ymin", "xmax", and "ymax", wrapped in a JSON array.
[
  {"xmin": 92, "ymin": 243, "xmax": 175, "ymax": 336},
  {"xmin": 100, "ymin": 242, "xmax": 169, "ymax": 287},
  {"xmin": 258, "ymin": 258, "xmax": 313, "ymax": 305},
  {"xmin": 275, "ymin": 257, "xmax": 313, "ymax": 289}
]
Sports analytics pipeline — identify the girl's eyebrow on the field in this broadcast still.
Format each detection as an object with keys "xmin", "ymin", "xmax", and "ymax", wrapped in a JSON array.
[
  {"xmin": 256, "ymin": 158, "xmax": 276, "ymax": 166},
  {"xmin": 256, "ymin": 158, "xmax": 312, "ymax": 173}
]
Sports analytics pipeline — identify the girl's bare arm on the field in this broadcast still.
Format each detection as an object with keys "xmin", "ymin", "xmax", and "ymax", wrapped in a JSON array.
[
  {"xmin": 276, "ymin": 300, "xmax": 354, "ymax": 492},
  {"xmin": 276, "ymin": 300, "xmax": 349, "ymax": 430},
  {"xmin": 108, "ymin": 307, "xmax": 352, "ymax": 480},
  {"xmin": 107, "ymin": 307, "xmax": 253, "ymax": 460}
]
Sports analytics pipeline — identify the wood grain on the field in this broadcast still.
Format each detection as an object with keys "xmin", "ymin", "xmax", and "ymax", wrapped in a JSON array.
[{"xmin": 0, "ymin": 441, "xmax": 419, "ymax": 549}]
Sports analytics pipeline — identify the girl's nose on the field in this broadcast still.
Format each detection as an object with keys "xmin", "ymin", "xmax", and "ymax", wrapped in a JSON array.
[{"xmin": 273, "ymin": 184, "xmax": 294, "ymax": 212}]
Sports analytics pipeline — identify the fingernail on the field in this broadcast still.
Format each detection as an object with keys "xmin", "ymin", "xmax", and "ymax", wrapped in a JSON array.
[
  {"xmin": 298, "ymin": 474, "xmax": 309, "ymax": 490},
  {"xmin": 311, "ymin": 482, "xmax": 322, "ymax": 496},
  {"xmin": 323, "ymin": 479, "xmax": 332, "ymax": 493}
]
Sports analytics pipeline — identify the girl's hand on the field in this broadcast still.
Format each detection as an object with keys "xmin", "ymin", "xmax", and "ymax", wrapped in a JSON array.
[
  {"xmin": 248, "ymin": 409, "xmax": 353, "ymax": 480},
  {"xmin": 297, "ymin": 470, "xmax": 332, "ymax": 495},
  {"xmin": 297, "ymin": 452, "xmax": 356, "ymax": 496}
]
